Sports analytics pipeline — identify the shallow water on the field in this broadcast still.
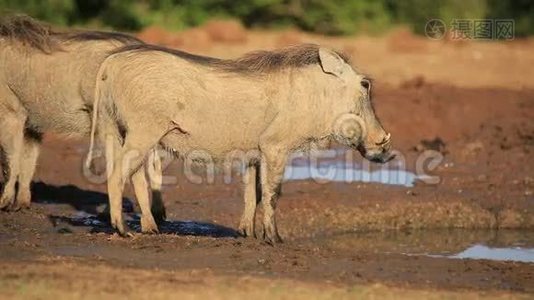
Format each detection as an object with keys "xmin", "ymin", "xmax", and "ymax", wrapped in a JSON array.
[
  {"xmin": 65, "ymin": 211, "xmax": 238, "ymax": 237},
  {"xmin": 446, "ymin": 245, "xmax": 534, "ymax": 263},
  {"xmin": 306, "ymin": 229, "xmax": 534, "ymax": 264}
]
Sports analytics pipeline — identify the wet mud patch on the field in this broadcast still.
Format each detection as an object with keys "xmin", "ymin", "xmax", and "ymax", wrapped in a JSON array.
[{"xmin": 50, "ymin": 211, "xmax": 238, "ymax": 237}]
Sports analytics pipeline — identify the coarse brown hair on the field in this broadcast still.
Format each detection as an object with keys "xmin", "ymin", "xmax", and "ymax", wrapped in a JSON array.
[
  {"xmin": 112, "ymin": 43, "xmax": 352, "ymax": 74},
  {"xmin": 0, "ymin": 14, "xmax": 142, "ymax": 53}
]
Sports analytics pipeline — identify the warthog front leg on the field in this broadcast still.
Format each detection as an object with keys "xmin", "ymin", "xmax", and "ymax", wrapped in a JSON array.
[
  {"xmin": 238, "ymin": 161, "xmax": 261, "ymax": 238},
  {"xmin": 11, "ymin": 133, "xmax": 41, "ymax": 211},
  {"xmin": 106, "ymin": 155, "xmax": 128, "ymax": 235},
  {"xmin": 0, "ymin": 108, "xmax": 26, "ymax": 210},
  {"xmin": 259, "ymin": 146, "xmax": 287, "ymax": 245}
]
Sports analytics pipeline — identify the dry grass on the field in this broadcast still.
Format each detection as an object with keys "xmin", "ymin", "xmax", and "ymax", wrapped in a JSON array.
[{"xmin": 0, "ymin": 260, "xmax": 529, "ymax": 300}]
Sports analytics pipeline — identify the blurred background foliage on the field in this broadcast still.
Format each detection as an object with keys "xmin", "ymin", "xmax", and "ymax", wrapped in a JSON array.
[{"xmin": 0, "ymin": 0, "xmax": 532, "ymax": 36}]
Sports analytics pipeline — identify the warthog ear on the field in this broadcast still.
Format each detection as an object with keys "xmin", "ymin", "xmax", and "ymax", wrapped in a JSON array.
[{"xmin": 319, "ymin": 48, "xmax": 345, "ymax": 77}]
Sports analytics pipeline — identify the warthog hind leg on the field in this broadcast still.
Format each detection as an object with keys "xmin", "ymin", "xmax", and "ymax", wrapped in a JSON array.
[
  {"xmin": 0, "ymin": 105, "xmax": 26, "ymax": 210},
  {"xmin": 10, "ymin": 133, "xmax": 41, "ymax": 211},
  {"xmin": 103, "ymin": 127, "xmax": 161, "ymax": 236},
  {"xmin": 106, "ymin": 158, "xmax": 129, "ymax": 236},
  {"xmin": 131, "ymin": 166, "xmax": 159, "ymax": 234},
  {"xmin": 105, "ymin": 141, "xmax": 133, "ymax": 236}
]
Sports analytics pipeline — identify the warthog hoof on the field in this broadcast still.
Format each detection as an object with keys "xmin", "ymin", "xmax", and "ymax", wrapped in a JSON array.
[
  {"xmin": 238, "ymin": 222, "xmax": 256, "ymax": 239},
  {"xmin": 152, "ymin": 207, "xmax": 167, "ymax": 225},
  {"xmin": 115, "ymin": 230, "xmax": 134, "ymax": 238},
  {"xmin": 262, "ymin": 228, "xmax": 283, "ymax": 245},
  {"xmin": 7, "ymin": 191, "xmax": 31, "ymax": 212},
  {"xmin": 6, "ymin": 199, "xmax": 30, "ymax": 212},
  {"xmin": 111, "ymin": 218, "xmax": 130, "ymax": 237},
  {"xmin": 0, "ymin": 194, "xmax": 16, "ymax": 211},
  {"xmin": 141, "ymin": 217, "xmax": 160, "ymax": 234}
]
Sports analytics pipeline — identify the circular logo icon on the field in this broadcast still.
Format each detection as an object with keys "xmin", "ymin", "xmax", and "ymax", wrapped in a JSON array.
[{"xmin": 425, "ymin": 19, "xmax": 446, "ymax": 40}]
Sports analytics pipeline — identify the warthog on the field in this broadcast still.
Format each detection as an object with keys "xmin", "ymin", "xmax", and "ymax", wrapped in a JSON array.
[
  {"xmin": 0, "ymin": 16, "xmax": 165, "ymax": 232},
  {"xmin": 88, "ymin": 43, "xmax": 393, "ymax": 243}
]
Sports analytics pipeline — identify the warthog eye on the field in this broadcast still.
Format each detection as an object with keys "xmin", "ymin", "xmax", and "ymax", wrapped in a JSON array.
[{"xmin": 361, "ymin": 79, "xmax": 371, "ymax": 90}]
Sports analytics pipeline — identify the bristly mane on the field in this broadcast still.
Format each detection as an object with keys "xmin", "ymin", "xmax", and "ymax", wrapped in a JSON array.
[
  {"xmin": 0, "ymin": 15, "xmax": 142, "ymax": 53},
  {"xmin": 0, "ymin": 15, "xmax": 56, "ymax": 52},
  {"xmin": 113, "ymin": 43, "xmax": 353, "ymax": 74},
  {"xmin": 56, "ymin": 30, "xmax": 143, "ymax": 45}
]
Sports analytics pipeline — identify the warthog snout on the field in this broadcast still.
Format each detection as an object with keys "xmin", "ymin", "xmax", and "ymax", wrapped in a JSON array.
[{"xmin": 357, "ymin": 132, "xmax": 395, "ymax": 163}]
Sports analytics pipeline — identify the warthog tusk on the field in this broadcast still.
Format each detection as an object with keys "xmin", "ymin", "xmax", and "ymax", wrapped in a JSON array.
[{"xmin": 376, "ymin": 133, "xmax": 391, "ymax": 146}]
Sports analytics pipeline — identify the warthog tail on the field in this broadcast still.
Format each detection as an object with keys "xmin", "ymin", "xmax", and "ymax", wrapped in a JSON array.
[{"xmin": 86, "ymin": 62, "xmax": 106, "ymax": 170}]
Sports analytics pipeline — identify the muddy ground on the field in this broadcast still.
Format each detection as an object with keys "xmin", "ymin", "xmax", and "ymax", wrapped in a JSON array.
[{"xmin": 1, "ymin": 26, "xmax": 533, "ymax": 298}]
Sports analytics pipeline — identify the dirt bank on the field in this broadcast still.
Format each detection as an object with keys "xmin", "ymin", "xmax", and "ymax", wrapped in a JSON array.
[{"xmin": 2, "ymin": 260, "xmax": 529, "ymax": 300}]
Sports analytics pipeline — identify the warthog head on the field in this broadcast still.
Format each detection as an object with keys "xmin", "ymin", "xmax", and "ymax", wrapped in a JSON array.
[{"xmin": 320, "ymin": 48, "xmax": 394, "ymax": 163}]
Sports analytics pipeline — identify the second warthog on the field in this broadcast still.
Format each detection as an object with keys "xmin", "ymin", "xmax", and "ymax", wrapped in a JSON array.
[
  {"xmin": 88, "ymin": 44, "xmax": 393, "ymax": 242},
  {"xmin": 0, "ymin": 16, "xmax": 165, "ymax": 232}
]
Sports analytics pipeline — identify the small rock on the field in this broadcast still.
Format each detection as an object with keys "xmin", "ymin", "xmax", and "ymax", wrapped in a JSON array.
[
  {"xmin": 462, "ymin": 141, "xmax": 484, "ymax": 156},
  {"xmin": 57, "ymin": 227, "xmax": 73, "ymax": 234},
  {"xmin": 412, "ymin": 137, "xmax": 447, "ymax": 153},
  {"xmin": 413, "ymin": 144, "xmax": 425, "ymax": 152}
]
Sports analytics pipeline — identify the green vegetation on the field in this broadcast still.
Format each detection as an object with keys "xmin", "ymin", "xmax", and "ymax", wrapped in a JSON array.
[{"xmin": 1, "ymin": 0, "xmax": 533, "ymax": 36}]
